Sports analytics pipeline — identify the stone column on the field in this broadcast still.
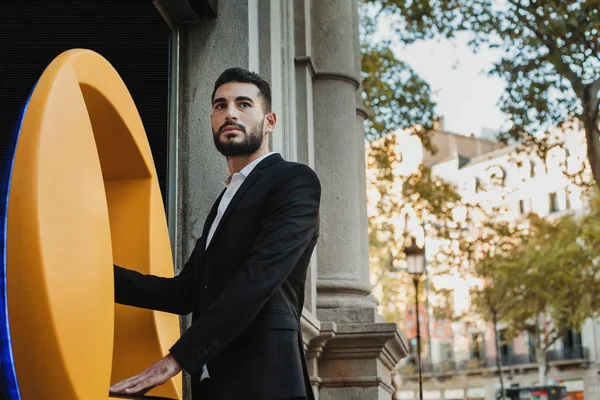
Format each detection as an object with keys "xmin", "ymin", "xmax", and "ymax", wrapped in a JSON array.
[
  {"xmin": 310, "ymin": 1, "xmax": 408, "ymax": 399},
  {"xmin": 312, "ymin": 0, "xmax": 375, "ymax": 321},
  {"xmin": 352, "ymin": 0, "xmax": 374, "ymax": 307}
]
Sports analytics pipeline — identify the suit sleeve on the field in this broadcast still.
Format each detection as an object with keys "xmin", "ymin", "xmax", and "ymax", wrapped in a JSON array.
[
  {"xmin": 113, "ymin": 241, "xmax": 199, "ymax": 315},
  {"xmin": 169, "ymin": 164, "xmax": 321, "ymax": 375}
]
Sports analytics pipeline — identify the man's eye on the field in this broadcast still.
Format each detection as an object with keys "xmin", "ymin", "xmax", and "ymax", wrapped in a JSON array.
[
  {"xmin": 240, "ymin": 102, "xmax": 251, "ymax": 108},
  {"xmin": 214, "ymin": 104, "xmax": 225, "ymax": 110}
]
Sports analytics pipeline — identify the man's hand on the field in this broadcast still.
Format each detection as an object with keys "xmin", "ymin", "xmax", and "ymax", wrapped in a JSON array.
[{"xmin": 109, "ymin": 354, "xmax": 182, "ymax": 396}]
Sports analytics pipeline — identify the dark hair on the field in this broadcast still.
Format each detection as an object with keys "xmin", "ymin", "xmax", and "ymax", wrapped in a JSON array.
[{"xmin": 211, "ymin": 67, "xmax": 272, "ymax": 113}]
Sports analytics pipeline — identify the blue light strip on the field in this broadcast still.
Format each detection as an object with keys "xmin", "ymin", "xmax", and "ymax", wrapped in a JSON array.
[{"xmin": 0, "ymin": 85, "xmax": 35, "ymax": 400}]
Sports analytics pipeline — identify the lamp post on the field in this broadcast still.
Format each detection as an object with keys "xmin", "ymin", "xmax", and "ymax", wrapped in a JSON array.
[{"xmin": 404, "ymin": 236, "xmax": 425, "ymax": 400}]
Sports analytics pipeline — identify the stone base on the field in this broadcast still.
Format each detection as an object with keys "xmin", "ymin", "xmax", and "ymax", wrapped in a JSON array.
[
  {"xmin": 308, "ymin": 320, "xmax": 408, "ymax": 400},
  {"xmin": 319, "ymin": 385, "xmax": 395, "ymax": 400},
  {"xmin": 317, "ymin": 305, "xmax": 384, "ymax": 325}
]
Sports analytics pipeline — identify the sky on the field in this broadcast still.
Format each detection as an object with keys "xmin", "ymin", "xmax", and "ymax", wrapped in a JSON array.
[
  {"xmin": 376, "ymin": 21, "xmax": 510, "ymax": 138},
  {"xmin": 396, "ymin": 35, "xmax": 508, "ymax": 137}
]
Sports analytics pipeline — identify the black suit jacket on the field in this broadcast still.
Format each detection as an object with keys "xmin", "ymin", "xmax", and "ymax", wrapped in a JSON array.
[{"xmin": 114, "ymin": 154, "xmax": 320, "ymax": 400}]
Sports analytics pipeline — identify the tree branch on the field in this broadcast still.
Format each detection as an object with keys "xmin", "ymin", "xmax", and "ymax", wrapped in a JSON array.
[
  {"xmin": 495, "ymin": 296, "xmax": 521, "ymax": 319},
  {"xmin": 370, "ymin": 269, "xmax": 387, "ymax": 290},
  {"xmin": 582, "ymin": 78, "xmax": 600, "ymax": 184},
  {"xmin": 542, "ymin": 327, "xmax": 566, "ymax": 352},
  {"xmin": 505, "ymin": 0, "xmax": 582, "ymax": 92},
  {"xmin": 591, "ymin": 77, "xmax": 600, "ymax": 111}
]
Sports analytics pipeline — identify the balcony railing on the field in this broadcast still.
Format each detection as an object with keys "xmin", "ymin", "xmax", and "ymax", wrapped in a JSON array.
[
  {"xmin": 500, "ymin": 353, "xmax": 536, "ymax": 366},
  {"xmin": 400, "ymin": 360, "xmax": 457, "ymax": 376},
  {"xmin": 546, "ymin": 346, "xmax": 589, "ymax": 363},
  {"xmin": 456, "ymin": 358, "xmax": 490, "ymax": 370},
  {"xmin": 399, "ymin": 347, "xmax": 590, "ymax": 377}
]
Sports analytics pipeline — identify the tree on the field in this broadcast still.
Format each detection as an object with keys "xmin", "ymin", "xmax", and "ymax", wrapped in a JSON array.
[
  {"xmin": 365, "ymin": 0, "xmax": 600, "ymax": 187},
  {"xmin": 468, "ymin": 220, "xmax": 526, "ymax": 399},
  {"xmin": 361, "ymin": 0, "xmax": 459, "ymax": 329},
  {"xmin": 470, "ymin": 196, "xmax": 600, "ymax": 385},
  {"xmin": 361, "ymin": 1, "xmax": 600, "ymax": 391},
  {"xmin": 360, "ymin": 2, "xmax": 437, "ymax": 148},
  {"xmin": 367, "ymin": 133, "xmax": 462, "ymax": 327}
]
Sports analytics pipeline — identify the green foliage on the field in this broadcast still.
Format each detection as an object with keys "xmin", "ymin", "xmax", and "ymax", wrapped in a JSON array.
[
  {"xmin": 360, "ymin": 2, "xmax": 437, "ymax": 148},
  {"xmin": 402, "ymin": 165, "xmax": 462, "ymax": 221},
  {"xmin": 362, "ymin": 0, "xmax": 464, "ymax": 44},
  {"xmin": 468, "ymin": 192, "xmax": 600, "ymax": 381},
  {"xmin": 362, "ymin": 1, "xmax": 600, "ymax": 359},
  {"xmin": 361, "ymin": 0, "xmax": 450, "ymax": 320},
  {"xmin": 367, "ymin": 133, "xmax": 463, "ymax": 325},
  {"xmin": 361, "ymin": 0, "xmax": 443, "ymax": 322},
  {"xmin": 368, "ymin": 0, "xmax": 600, "ymax": 186},
  {"xmin": 507, "ymin": 200, "xmax": 600, "ymax": 338},
  {"xmin": 361, "ymin": 43, "xmax": 437, "ymax": 147}
]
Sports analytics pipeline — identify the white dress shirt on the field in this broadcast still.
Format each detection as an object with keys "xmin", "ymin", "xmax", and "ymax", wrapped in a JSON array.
[{"xmin": 200, "ymin": 151, "xmax": 276, "ymax": 380}]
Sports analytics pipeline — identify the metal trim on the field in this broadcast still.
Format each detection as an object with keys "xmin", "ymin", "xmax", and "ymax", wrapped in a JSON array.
[
  {"xmin": 154, "ymin": 0, "xmax": 217, "ymax": 25},
  {"xmin": 167, "ymin": 29, "xmax": 180, "ymax": 263}
]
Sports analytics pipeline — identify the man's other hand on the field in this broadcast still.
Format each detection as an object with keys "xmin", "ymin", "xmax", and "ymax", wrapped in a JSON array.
[{"xmin": 109, "ymin": 354, "xmax": 182, "ymax": 396}]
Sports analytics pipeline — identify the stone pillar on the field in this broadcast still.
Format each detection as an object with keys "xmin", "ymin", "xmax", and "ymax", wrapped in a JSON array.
[
  {"xmin": 352, "ymin": 0, "xmax": 375, "ymax": 306},
  {"xmin": 312, "ymin": 0, "xmax": 375, "ymax": 320},
  {"xmin": 294, "ymin": 0, "xmax": 318, "ymax": 317},
  {"xmin": 310, "ymin": 0, "xmax": 407, "ymax": 399}
]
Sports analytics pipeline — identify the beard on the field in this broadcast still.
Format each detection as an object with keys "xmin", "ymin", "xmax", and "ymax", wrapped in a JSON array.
[{"xmin": 213, "ymin": 120, "xmax": 264, "ymax": 156}]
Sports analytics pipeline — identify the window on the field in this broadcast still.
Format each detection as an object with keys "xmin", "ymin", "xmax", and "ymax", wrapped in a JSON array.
[
  {"xmin": 498, "ymin": 329, "xmax": 514, "ymax": 363},
  {"xmin": 549, "ymin": 192, "xmax": 559, "ymax": 213},
  {"xmin": 529, "ymin": 198, "xmax": 534, "ymax": 214},
  {"xmin": 440, "ymin": 342, "xmax": 454, "ymax": 362},
  {"xmin": 530, "ymin": 160, "xmax": 536, "ymax": 178},
  {"xmin": 470, "ymin": 332, "xmax": 484, "ymax": 360},
  {"xmin": 562, "ymin": 329, "xmax": 582, "ymax": 350},
  {"xmin": 518, "ymin": 199, "xmax": 525, "ymax": 215}
]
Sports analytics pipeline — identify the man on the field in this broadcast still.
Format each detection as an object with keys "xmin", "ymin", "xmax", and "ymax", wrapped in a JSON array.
[{"xmin": 109, "ymin": 68, "xmax": 320, "ymax": 400}]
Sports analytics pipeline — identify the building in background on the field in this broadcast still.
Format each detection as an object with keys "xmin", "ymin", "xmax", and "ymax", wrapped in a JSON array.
[
  {"xmin": 2, "ymin": 1, "xmax": 407, "ymax": 399},
  {"xmin": 367, "ymin": 124, "xmax": 599, "ymax": 400}
]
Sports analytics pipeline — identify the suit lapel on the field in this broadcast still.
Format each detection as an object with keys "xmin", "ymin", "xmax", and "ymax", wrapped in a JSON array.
[
  {"xmin": 206, "ymin": 153, "xmax": 283, "ymax": 252},
  {"xmin": 198, "ymin": 189, "xmax": 226, "ymax": 255},
  {"xmin": 205, "ymin": 169, "xmax": 262, "ymax": 252}
]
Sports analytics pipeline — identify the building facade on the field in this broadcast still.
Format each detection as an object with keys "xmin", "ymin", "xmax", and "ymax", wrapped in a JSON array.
[
  {"xmin": 375, "ymin": 126, "xmax": 600, "ymax": 400},
  {"xmin": 2, "ymin": 1, "xmax": 407, "ymax": 399}
]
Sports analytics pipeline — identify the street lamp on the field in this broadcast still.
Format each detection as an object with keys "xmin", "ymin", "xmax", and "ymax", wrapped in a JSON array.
[{"xmin": 404, "ymin": 236, "xmax": 425, "ymax": 400}]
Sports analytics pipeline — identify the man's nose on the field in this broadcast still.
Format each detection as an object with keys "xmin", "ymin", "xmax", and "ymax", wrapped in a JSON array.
[{"xmin": 225, "ymin": 104, "xmax": 239, "ymax": 121}]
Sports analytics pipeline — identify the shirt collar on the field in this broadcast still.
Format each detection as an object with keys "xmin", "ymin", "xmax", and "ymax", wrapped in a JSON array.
[{"xmin": 224, "ymin": 152, "xmax": 277, "ymax": 186}]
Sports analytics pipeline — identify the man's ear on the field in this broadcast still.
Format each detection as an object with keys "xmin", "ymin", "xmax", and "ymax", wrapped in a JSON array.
[{"xmin": 264, "ymin": 112, "xmax": 277, "ymax": 133}]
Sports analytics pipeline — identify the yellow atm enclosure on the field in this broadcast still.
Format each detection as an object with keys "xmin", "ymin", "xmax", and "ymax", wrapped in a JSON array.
[{"xmin": 3, "ymin": 49, "xmax": 182, "ymax": 399}]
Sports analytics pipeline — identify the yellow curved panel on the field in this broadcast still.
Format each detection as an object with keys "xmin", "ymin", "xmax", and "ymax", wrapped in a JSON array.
[{"xmin": 7, "ymin": 49, "xmax": 182, "ymax": 399}]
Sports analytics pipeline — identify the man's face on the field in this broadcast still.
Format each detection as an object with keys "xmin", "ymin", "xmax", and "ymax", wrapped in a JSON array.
[{"xmin": 211, "ymin": 82, "xmax": 270, "ymax": 157}]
